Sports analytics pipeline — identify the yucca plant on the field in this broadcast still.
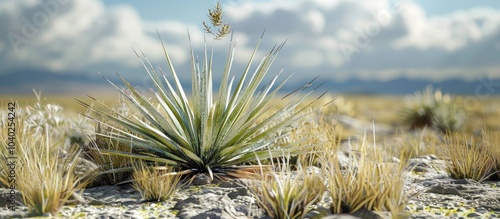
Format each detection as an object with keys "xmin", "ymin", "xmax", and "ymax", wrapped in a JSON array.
[
  {"xmin": 401, "ymin": 86, "xmax": 465, "ymax": 133},
  {"xmin": 80, "ymin": 30, "xmax": 320, "ymax": 182},
  {"xmin": 431, "ymin": 102, "xmax": 465, "ymax": 133},
  {"xmin": 247, "ymin": 156, "xmax": 325, "ymax": 219},
  {"xmin": 132, "ymin": 162, "xmax": 182, "ymax": 202}
]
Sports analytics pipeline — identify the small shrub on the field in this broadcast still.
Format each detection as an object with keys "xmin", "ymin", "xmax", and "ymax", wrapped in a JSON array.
[
  {"xmin": 401, "ymin": 86, "xmax": 465, "ymax": 133},
  {"xmin": 21, "ymin": 90, "xmax": 94, "ymax": 149},
  {"xmin": 132, "ymin": 162, "xmax": 181, "ymax": 202}
]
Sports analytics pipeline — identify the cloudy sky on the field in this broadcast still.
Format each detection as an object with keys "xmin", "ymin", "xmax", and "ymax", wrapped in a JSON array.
[{"xmin": 1, "ymin": 0, "xmax": 500, "ymax": 94}]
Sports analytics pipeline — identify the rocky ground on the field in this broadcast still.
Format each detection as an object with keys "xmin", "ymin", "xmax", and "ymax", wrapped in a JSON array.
[{"xmin": 1, "ymin": 152, "xmax": 500, "ymax": 219}]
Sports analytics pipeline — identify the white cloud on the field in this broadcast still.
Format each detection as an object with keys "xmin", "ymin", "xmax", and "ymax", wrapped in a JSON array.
[
  {"xmin": 394, "ymin": 3, "xmax": 500, "ymax": 51},
  {"xmin": 0, "ymin": 0, "xmax": 201, "ymax": 77},
  {"xmin": 1, "ymin": 0, "xmax": 500, "ymax": 86},
  {"xmin": 291, "ymin": 50, "xmax": 324, "ymax": 68},
  {"xmin": 303, "ymin": 9, "xmax": 325, "ymax": 34},
  {"xmin": 223, "ymin": 0, "xmax": 500, "ymax": 81}
]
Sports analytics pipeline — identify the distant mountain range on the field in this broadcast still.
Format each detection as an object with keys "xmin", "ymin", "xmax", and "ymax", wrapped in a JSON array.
[
  {"xmin": 320, "ymin": 77, "xmax": 500, "ymax": 96},
  {"xmin": 1, "ymin": 69, "xmax": 499, "ymax": 96},
  {"xmin": 0, "ymin": 69, "xmax": 110, "ymax": 95}
]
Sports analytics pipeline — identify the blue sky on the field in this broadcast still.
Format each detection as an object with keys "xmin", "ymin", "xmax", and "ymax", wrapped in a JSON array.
[{"xmin": 1, "ymin": 0, "xmax": 500, "ymax": 93}]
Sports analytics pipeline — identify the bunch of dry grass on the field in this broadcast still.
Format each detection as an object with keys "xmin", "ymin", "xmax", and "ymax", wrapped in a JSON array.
[
  {"xmin": 84, "ymin": 135, "xmax": 135, "ymax": 186},
  {"xmin": 246, "ymin": 157, "xmax": 325, "ymax": 219},
  {"xmin": 319, "ymin": 134, "xmax": 409, "ymax": 218},
  {"xmin": 276, "ymin": 112, "xmax": 345, "ymax": 168},
  {"xmin": 0, "ymin": 98, "xmax": 93, "ymax": 215},
  {"xmin": 0, "ymin": 127, "xmax": 89, "ymax": 216},
  {"xmin": 442, "ymin": 131, "xmax": 498, "ymax": 181},
  {"xmin": 20, "ymin": 136, "xmax": 88, "ymax": 215},
  {"xmin": 484, "ymin": 130, "xmax": 500, "ymax": 179},
  {"xmin": 318, "ymin": 95, "xmax": 355, "ymax": 116},
  {"xmin": 132, "ymin": 162, "xmax": 182, "ymax": 202}
]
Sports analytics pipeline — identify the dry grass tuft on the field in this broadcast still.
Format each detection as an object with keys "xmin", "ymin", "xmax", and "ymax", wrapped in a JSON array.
[
  {"xmin": 247, "ymin": 157, "xmax": 325, "ymax": 219},
  {"xmin": 319, "ymin": 135, "xmax": 409, "ymax": 218},
  {"xmin": 132, "ymin": 162, "xmax": 182, "ymax": 202},
  {"xmin": 19, "ymin": 136, "xmax": 88, "ymax": 215},
  {"xmin": 442, "ymin": 131, "xmax": 498, "ymax": 182},
  {"xmin": 0, "ymin": 98, "xmax": 94, "ymax": 216},
  {"xmin": 282, "ymin": 112, "xmax": 344, "ymax": 167},
  {"xmin": 84, "ymin": 135, "xmax": 135, "ymax": 186},
  {"xmin": 1, "ymin": 127, "xmax": 89, "ymax": 215},
  {"xmin": 484, "ymin": 130, "xmax": 500, "ymax": 179}
]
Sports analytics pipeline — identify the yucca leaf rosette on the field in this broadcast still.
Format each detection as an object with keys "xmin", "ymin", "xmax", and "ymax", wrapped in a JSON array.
[{"xmin": 81, "ymin": 32, "xmax": 320, "ymax": 181}]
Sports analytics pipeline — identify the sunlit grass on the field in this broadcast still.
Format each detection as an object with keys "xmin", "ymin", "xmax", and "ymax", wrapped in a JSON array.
[
  {"xmin": 441, "ymin": 132, "xmax": 497, "ymax": 182},
  {"xmin": 19, "ymin": 134, "xmax": 89, "ymax": 215},
  {"xmin": 0, "ymin": 97, "xmax": 94, "ymax": 216},
  {"xmin": 0, "ymin": 126, "xmax": 90, "ymax": 216},
  {"xmin": 319, "ymin": 133, "xmax": 409, "ymax": 218},
  {"xmin": 247, "ymin": 156, "xmax": 325, "ymax": 219},
  {"xmin": 132, "ymin": 162, "xmax": 182, "ymax": 202},
  {"xmin": 483, "ymin": 130, "xmax": 500, "ymax": 179}
]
